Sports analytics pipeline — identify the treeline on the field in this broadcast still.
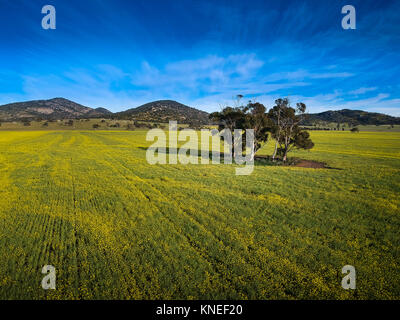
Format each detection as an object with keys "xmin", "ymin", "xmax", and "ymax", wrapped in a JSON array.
[{"xmin": 304, "ymin": 127, "xmax": 347, "ymax": 131}]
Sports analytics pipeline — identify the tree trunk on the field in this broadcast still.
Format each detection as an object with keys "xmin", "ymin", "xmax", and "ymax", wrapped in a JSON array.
[
  {"xmin": 250, "ymin": 141, "xmax": 258, "ymax": 162},
  {"xmin": 272, "ymin": 140, "xmax": 278, "ymax": 160},
  {"xmin": 283, "ymin": 145, "xmax": 288, "ymax": 162}
]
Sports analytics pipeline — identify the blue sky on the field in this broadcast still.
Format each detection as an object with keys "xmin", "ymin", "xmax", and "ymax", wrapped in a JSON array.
[{"xmin": 0, "ymin": 0, "xmax": 399, "ymax": 115}]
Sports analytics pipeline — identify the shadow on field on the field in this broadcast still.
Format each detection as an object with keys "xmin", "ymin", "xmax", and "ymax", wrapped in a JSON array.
[
  {"xmin": 139, "ymin": 146, "xmax": 342, "ymax": 169},
  {"xmin": 139, "ymin": 146, "xmax": 232, "ymax": 162},
  {"xmin": 254, "ymin": 156, "xmax": 342, "ymax": 169}
]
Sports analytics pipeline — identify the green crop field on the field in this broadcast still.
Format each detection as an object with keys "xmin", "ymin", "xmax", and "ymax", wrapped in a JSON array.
[{"xmin": 0, "ymin": 130, "xmax": 399, "ymax": 299}]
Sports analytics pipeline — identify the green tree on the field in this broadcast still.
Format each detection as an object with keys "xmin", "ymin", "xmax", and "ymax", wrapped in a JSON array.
[
  {"xmin": 209, "ymin": 106, "xmax": 246, "ymax": 157},
  {"xmin": 268, "ymin": 98, "xmax": 314, "ymax": 162},
  {"xmin": 210, "ymin": 98, "xmax": 270, "ymax": 158},
  {"xmin": 268, "ymin": 98, "xmax": 287, "ymax": 160},
  {"xmin": 241, "ymin": 102, "xmax": 270, "ymax": 156}
]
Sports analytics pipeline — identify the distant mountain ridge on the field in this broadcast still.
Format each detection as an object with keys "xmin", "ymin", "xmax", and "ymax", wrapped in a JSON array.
[
  {"xmin": 0, "ymin": 98, "xmax": 398, "ymax": 126},
  {"xmin": 0, "ymin": 98, "xmax": 111, "ymax": 121},
  {"xmin": 304, "ymin": 109, "xmax": 400, "ymax": 126},
  {"xmin": 114, "ymin": 100, "xmax": 210, "ymax": 124}
]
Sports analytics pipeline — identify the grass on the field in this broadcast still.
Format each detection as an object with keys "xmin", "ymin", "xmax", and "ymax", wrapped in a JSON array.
[
  {"xmin": 0, "ymin": 119, "xmax": 120, "ymax": 130},
  {"xmin": 0, "ymin": 130, "xmax": 399, "ymax": 299}
]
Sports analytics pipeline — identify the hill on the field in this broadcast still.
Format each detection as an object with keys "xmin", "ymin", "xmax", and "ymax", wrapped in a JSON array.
[
  {"xmin": 304, "ymin": 109, "xmax": 400, "ymax": 126},
  {"xmin": 1, "ymin": 98, "xmax": 398, "ymax": 127},
  {"xmin": 114, "ymin": 100, "xmax": 210, "ymax": 124},
  {"xmin": 0, "ymin": 98, "xmax": 111, "ymax": 121}
]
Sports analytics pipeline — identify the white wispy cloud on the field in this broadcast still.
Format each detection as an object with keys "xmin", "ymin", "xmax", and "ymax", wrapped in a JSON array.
[
  {"xmin": 349, "ymin": 87, "xmax": 378, "ymax": 95},
  {"xmin": 9, "ymin": 53, "xmax": 399, "ymax": 117}
]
